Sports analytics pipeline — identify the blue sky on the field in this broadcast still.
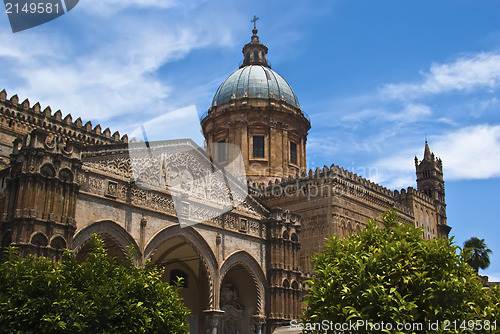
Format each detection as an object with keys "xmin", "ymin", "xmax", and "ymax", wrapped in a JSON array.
[{"xmin": 1, "ymin": 0, "xmax": 499, "ymax": 280}]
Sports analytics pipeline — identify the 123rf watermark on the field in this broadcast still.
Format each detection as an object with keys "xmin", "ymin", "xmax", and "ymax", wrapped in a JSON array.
[{"xmin": 289, "ymin": 319, "xmax": 497, "ymax": 332}]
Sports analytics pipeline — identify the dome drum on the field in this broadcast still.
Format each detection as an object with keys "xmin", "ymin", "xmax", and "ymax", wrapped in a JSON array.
[{"xmin": 202, "ymin": 96, "xmax": 310, "ymax": 128}]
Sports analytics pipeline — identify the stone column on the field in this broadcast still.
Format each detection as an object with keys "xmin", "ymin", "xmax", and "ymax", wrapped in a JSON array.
[
  {"xmin": 139, "ymin": 216, "xmax": 147, "ymax": 266},
  {"xmin": 203, "ymin": 310, "xmax": 224, "ymax": 334},
  {"xmin": 251, "ymin": 315, "xmax": 266, "ymax": 334}
]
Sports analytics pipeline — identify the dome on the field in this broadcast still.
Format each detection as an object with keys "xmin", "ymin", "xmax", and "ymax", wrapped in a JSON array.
[{"xmin": 211, "ymin": 65, "xmax": 300, "ymax": 109}]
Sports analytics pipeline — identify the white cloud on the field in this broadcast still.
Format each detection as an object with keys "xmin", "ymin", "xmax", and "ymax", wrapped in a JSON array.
[
  {"xmin": 128, "ymin": 105, "xmax": 205, "ymax": 145},
  {"xmin": 435, "ymin": 125, "xmax": 500, "ymax": 180},
  {"xmin": 387, "ymin": 103, "xmax": 432, "ymax": 122},
  {"xmin": 382, "ymin": 52, "xmax": 500, "ymax": 100},
  {"xmin": 78, "ymin": 0, "xmax": 179, "ymax": 16},
  {"xmin": 341, "ymin": 108, "xmax": 383, "ymax": 123},
  {"xmin": 341, "ymin": 103, "xmax": 431, "ymax": 124},
  {"xmin": 0, "ymin": 32, "xmax": 66, "ymax": 61},
  {"xmin": 371, "ymin": 150, "xmax": 418, "ymax": 190},
  {"xmin": 0, "ymin": 4, "xmax": 241, "ymax": 133},
  {"xmin": 370, "ymin": 124, "xmax": 500, "ymax": 190}
]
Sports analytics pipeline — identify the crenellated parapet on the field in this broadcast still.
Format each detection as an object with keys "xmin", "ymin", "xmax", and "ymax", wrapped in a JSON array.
[
  {"xmin": 251, "ymin": 163, "xmax": 394, "ymax": 198},
  {"xmin": 257, "ymin": 163, "xmax": 414, "ymax": 219},
  {"xmin": 394, "ymin": 186, "xmax": 435, "ymax": 206},
  {"xmin": 393, "ymin": 186, "xmax": 449, "ymax": 239},
  {"xmin": 0, "ymin": 90, "xmax": 128, "ymax": 162}
]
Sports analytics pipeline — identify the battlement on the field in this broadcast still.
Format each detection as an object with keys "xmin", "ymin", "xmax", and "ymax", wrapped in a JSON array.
[
  {"xmin": 253, "ymin": 163, "xmax": 395, "ymax": 198},
  {"xmin": 0, "ymin": 89, "xmax": 128, "ymax": 146},
  {"xmin": 394, "ymin": 186, "xmax": 434, "ymax": 205},
  {"xmin": 327, "ymin": 163, "xmax": 395, "ymax": 197},
  {"xmin": 250, "ymin": 163, "xmax": 414, "ymax": 217}
]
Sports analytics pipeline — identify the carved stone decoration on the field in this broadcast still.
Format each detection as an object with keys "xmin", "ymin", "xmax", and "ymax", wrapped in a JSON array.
[
  {"xmin": 117, "ymin": 184, "xmax": 127, "ymax": 201},
  {"xmin": 132, "ymin": 155, "xmax": 164, "ymax": 187},
  {"xmin": 239, "ymin": 218, "xmax": 248, "ymax": 232},
  {"xmin": 130, "ymin": 187, "xmax": 176, "ymax": 215},
  {"xmin": 225, "ymin": 215, "xmax": 238, "ymax": 230},
  {"xmin": 248, "ymin": 220, "xmax": 260, "ymax": 235},
  {"xmin": 85, "ymin": 157, "xmax": 132, "ymax": 177},
  {"xmin": 160, "ymin": 151, "xmax": 234, "ymax": 206},
  {"xmin": 189, "ymin": 205, "xmax": 222, "ymax": 224},
  {"xmin": 88, "ymin": 176, "xmax": 104, "ymax": 194},
  {"xmin": 105, "ymin": 180, "xmax": 118, "ymax": 198},
  {"xmin": 41, "ymin": 134, "xmax": 75, "ymax": 156},
  {"xmin": 44, "ymin": 134, "xmax": 56, "ymax": 150},
  {"xmin": 236, "ymin": 199, "xmax": 259, "ymax": 216}
]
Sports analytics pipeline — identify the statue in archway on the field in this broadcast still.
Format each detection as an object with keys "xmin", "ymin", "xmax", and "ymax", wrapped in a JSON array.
[{"xmin": 220, "ymin": 283, "xmax": 243, "ymax": 333}]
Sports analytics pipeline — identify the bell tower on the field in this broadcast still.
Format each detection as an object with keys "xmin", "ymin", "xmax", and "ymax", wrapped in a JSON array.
[{"xmin": 415, "ymin": 141, "xmax": 450, "ymax": 237}]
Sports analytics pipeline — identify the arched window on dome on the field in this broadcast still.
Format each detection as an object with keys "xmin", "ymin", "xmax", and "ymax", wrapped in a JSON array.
[
  {"xmin": 253, "ymin": 136, "xmax": 265, "ymax": 158},
  {"xmin": 253, "ymin": 51, "xmax": 259, "ymax": 62},
  {"xmin": 290, "ymin": 142, "xmax": 297, "ymax": 165},
  {"xmin": 245, "ymin": 53, "xmax": 250, "ymax": 63},
  {"xmin": 217, "ymin": 140, "xmax": 227, "ymax": 162}
]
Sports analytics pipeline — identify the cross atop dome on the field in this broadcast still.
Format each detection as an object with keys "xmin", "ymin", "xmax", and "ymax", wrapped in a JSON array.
[
  {"xmin": 241, "ymin": 16, "xmax": 270, "ymax": 68},
  {"xmin": 251, "ymin": 15, "xmax": 259, "ymax": 29}
]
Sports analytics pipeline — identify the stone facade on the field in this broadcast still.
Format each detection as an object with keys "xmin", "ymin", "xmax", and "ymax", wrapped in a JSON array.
[{"xmin": 0, "ymin": 27, "xmax": 450, "ymax": 334}]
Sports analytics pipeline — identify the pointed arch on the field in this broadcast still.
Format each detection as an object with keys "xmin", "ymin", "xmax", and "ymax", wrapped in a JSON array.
[
  {"xmin": 30, "ymin": 232, "xmax": 48, "ymax": 246},
  {"xmin": 144, "ymin": 225, "xmax": 218, "ymax": 309},
  {"xmin": 50, "ymin": 235, "xmax": 67, "ymax": 249},
  {"xmin": 220, "ymin": 250, "xmax": 268, "ymax": 315},
  {"xmin": 72, "ymin": 220, "xmax": 139, "ymax": 260},
  {"xmin": 40, "ymin": 164, "xmax": 56, "ymax": 178}
]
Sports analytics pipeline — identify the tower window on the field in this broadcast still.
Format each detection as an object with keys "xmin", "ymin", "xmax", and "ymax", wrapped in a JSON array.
[
  {"xmin": 217, "ymin": 140, "xmax": 226, "ymax": 162},
  {"xmin": 253, "ymin": 51, "xmax": 259, "ymax": 62},
  {"xmin": 253, "ymin": 136, "xmax": 265, "ymax": 158},
  {"xmin": 290, "ymin": 142, "xmax": 297, "ymax": 165}
]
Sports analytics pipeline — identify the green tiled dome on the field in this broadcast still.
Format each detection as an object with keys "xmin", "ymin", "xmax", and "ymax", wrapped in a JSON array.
[{"xmin": 211, "ymin": 65, "xmax": 300, "ymax": 109}]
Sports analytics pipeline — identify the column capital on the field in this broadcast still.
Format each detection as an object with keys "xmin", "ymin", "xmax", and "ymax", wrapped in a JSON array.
[
  {"xmin": 203, "ymin": 310, "xmax": 224, "ymax": 333},
  {"xmin": 251, "ymin": 314, "xmax": 267, "ymax": 334}
]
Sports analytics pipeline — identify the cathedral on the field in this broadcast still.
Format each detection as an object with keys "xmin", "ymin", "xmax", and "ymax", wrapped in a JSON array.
[{"xmin": 0, "ymin": 24, "xmax": 450, "ymax": 334}]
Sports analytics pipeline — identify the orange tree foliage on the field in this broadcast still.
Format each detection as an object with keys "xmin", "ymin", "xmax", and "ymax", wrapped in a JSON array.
[
  {"xmin": 303, "ymin": 210, "xmax": 498, "ymax": 333},
  {"xmin": 0, "ymin": 235, "xmax": 189, "ymax": 334}
]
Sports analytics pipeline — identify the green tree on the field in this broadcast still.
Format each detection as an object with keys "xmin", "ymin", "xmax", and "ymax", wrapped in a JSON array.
[
  {"xmin": 463, "ymin": 237, "xmax": 492, "ymax": 273},
  {"xmin": 0, "ymin": 235, "xmax": 190, "ymax": 334},
  {"xmin": 303, "ymin": 210, "xmax": 498, "ymax": 333}
]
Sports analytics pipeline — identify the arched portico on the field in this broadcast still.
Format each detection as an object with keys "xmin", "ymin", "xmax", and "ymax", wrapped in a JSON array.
[
  {"xmin": 220, "ymin": 251, "xmax": 268, "ymax": 334},
  {"xmin": 72, "ymin": 220, "xmax": 140, "ymax": 263},
  {"xmin": 145, "ymin": 225, "xmax": 219, "ymax": 334}
]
